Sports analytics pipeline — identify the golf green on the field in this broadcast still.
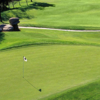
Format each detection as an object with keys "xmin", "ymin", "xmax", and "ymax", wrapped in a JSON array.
[{"xmin": 0, "ymin": 45, "xmax": 100, "ymax": 100}]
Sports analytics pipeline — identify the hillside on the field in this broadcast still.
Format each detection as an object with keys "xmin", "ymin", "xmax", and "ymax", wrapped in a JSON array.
[
  {"xmin": 1, "ymin": 0, "xmax": 100, "ymax": 99},
  {"xmin": 0, "ymin": 28, "xmax": 100, "ymax": 50},
  {"xmin": 1, "ymin": 0, "xmax": 100, "ymax": 29}
]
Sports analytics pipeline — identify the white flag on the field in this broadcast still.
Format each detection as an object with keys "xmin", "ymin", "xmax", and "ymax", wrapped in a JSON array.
[{"xmin": 23, "ymin": 56, "xmax": 27, "ymax": 62}]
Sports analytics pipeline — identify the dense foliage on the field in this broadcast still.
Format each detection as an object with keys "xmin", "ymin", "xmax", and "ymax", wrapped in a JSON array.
[
  {"xmin": 0, "ymin": 0, "xmax": 20, "ymax": 10},
  {"xmin": 0, "ymin": 0, "xmax": 33, "ymax": 22}
]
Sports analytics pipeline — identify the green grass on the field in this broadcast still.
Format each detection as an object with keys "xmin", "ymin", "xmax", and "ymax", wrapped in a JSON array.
[
  {"xmin": 0, "ymin": 29, "xmax": 100, "ymax": 100},
  {"xmin": 0, "ymin": 45, "xmax": 100, "ymax": 100},
  {"xmin": 1, "ymin": 0, "xmax": 100, "ymax": 99},
  {"xmin": 41, "ymin": 80, "xmax": 100, "ymax": 100},
  {"xmin": 2, "ymin": 0, "xmax": 100, "ymax": 29},
  {"xmin": 1, "ymin": 28, "xmax": 100, "ymax": 50}
]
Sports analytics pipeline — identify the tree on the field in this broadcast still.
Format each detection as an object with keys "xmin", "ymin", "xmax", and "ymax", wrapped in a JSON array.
[
  {"xmin": 0, "ymin": 0, "xmax": 33, "ymax": 22},
  {"xmin": 0, "ymin": 0, "xmax": 21, "ymax": 22},
  {"xmin": 0, "ymin": 0, "xmax": 22, "ymax": 10}
]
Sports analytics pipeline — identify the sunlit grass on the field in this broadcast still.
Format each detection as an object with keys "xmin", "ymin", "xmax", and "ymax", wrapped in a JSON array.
[
  {"xmin": 2, "ymin": 0, "xmax": 100, "ymax": 29},
  {"xmin": 0, "ymin": 28, "xmax": 100, "ymax": 50},
  {"xmin": 0, "ymin": 45, "xmax": 100, "ymax": 100}
]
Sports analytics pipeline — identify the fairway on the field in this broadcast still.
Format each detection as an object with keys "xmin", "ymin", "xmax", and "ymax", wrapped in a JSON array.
[
  {"xmin": 2, "ymin": 0, "xmax": 100, "ymax": 29},
  {"xmin": 0, "ymin": 45, "xmax": 100, "ymax": 100},
  {"xmin": 1, "ymin": 0, "xmax": 100, "ymax": 99}
]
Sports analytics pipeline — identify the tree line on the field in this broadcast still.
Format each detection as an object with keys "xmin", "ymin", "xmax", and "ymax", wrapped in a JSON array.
[
  {"xmin": 0, "ymin": 0, "xmax": 33, "ymax": 10},
  {"xmin": 0, "ymin": 0, "xmax": 19, "ymax": 10},
  {"xmin": 0, "ymin": 0, "xmax": 33, "ymax": 22}
]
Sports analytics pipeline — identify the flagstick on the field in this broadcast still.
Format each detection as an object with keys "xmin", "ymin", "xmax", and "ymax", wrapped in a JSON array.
[
  {"xmin": 23, "ymin": 56, "xmax": 41, "ymax": 92},
  {"xmin": 23, "ymin": 59, "xmax": 24, "ymax": 78}
]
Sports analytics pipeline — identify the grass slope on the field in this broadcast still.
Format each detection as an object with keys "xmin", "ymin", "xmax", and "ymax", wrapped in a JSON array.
[
  {"xmin": 41, "ymin": 80, "xmax": 100, "ymax": 100},
  {"xmin": 2, "ymin": 0, "xmax": 100, "ymax": 29},
  {"xmin": 0, "ymin": 45, "xmax": 100, "ymax": 100},
  {"xmin": 0, "ymin": 28, "xmax": 100, "ymax": 50},
  {"xmin": 0, "ymin": 29, "xmax": 100, "ymax": 99}
]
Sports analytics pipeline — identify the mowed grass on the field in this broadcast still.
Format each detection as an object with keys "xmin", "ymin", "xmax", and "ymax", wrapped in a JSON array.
[
  {"xmin": 0, "ymin": 29, "xmax": 100, "ymax": 100},
  {"xmin": 1, "ymin": 28, "xmax": 100, "ymax": 50},
  {"xmin": 42, "ymin": 80, "xmax": 100, "ymax": 100},
  {"xmin": 0, "ymin": 45, "xmax": 100, "ymax": 100},
  {"xmin": 2, "ymin": 0, "xmax": 100, "ymax": 29}
]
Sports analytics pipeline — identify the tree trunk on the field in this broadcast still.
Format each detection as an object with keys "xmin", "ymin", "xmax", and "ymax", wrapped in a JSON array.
[
  {"xmin": 12, "ymin": 0, "xmax": 14, "ymax": 8},
  {"xmin": 0, "ymin": 7, "xmax": 2, "ymax": 22}
]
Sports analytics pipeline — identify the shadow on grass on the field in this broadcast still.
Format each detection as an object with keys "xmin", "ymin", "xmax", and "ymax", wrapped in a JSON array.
[
  {"xmin": 1, "ymin": 2, "xmax": 55, "ymax": 12},
  {"xmin": 56, "ymin": 25, "xmax": 100, "ymax": 30},
  {"xmin": 24, "ymin": 78, "xmax": 42, "ymax": 92},
  {"xmin": 0, "ymin": 43, "xmax": 54, "ymax": 51},
  {"xmin": 1, "ymin": 2, "xmax": 55, "ymax": 21},
  {"xmin": 0, "ymin": 32, "xmax": 5, "ymax": 43},
  {"xmin": 32, "ymin": 2, "xmax": 55, "ymax": 9},
  {"xmin": 19, "ymin": 2, "xmax": 55, "ymax": 11}
]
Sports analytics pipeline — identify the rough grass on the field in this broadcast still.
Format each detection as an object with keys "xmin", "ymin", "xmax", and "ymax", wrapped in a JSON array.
[
  {"xmin": 1, "ymin": 0, "xmax": 100, "ymax": 29},
  {"xmin": 41, "ymin": 80, "xmax": 100, "ymax": 100},
  {"xmin": 0, "ymin": 28, "xmax": 100, "ymax": 50}
]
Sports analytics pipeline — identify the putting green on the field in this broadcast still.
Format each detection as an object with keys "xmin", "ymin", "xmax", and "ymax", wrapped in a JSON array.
[
  {"xmin": 2, "ymin": 0, "xmax": 100, "ymax": 29},
  {"xmin": 0, "ymin": 45, "xmax": 100, "ymax": 100}
]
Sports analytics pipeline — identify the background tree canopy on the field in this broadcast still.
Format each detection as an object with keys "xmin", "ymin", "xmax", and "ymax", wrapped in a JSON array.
[
  {"xmin": 0, "ymin": 0, "xmax": 32, "ymax": 22},
  {"xmin": 0, "ymin": 0, "xmax": 21, "ymax": 11}
]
